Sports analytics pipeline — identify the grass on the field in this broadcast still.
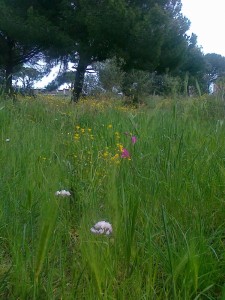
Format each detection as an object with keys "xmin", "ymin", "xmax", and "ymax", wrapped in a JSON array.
[{"xmin": 0, "ymin": 94, "xmax": 225, "ymax": 299}]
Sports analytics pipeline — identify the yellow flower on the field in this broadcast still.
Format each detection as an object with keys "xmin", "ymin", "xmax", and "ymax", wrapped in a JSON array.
[
  {"xmin": 115, "ymin": 132, "xmax": 120, "ymax": 139},
  {"xmin": 76, "ymin": 125, "xmax": 80, "ymax": 130},
  {"xmin": 116, "ymin": 143, "xmax": 124, "ymax": 152},
  {"xmin": 74, "ymin": 133, "xmax": 80, "ymax": 140},
  {"xmin": 103, "ymin": 151, "xmax": 109, "ymax": 158},
  {"xmin": 81, "ymin": 128, "xmax": 85, "ymax": 133},
  {"xmin": 88, "ymin": 128, "xmax": 92, "ymax": 132},
  {"xmin": 108, "ymin": 124, "xmax": 113, "ymax": 129},
  {"xmin": 111, "ymin": 153, "xmax": 120, "ymax": 164},
  {"xmin": 111, "ymin": 153, "xmax": 119, "ymax": 160}
]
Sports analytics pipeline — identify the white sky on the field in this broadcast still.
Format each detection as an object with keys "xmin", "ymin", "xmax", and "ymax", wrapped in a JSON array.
[
  {"xmin": 182, "ymin": 0, "xmax": 225, "ymax": 56},
  {"xmin": 34, "ymin": 65, "xmax": 60, "ymax": 89}
]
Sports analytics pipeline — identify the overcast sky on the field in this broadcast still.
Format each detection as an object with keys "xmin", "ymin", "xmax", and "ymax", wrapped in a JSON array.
[{"xmin": 182, "ymin": 0, "xmax": 225, "ymax": 56}]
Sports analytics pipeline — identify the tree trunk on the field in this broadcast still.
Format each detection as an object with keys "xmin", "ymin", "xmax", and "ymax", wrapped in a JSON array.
[
  {"xmin": 5, "ymin": 65, "xmax": 13, "ymax": 94},
  {"xmin": 184, "ymin": 71, "xmax": 189, "ymax": 97},
  {"xmin": 71, "ymin": 54, "xmax": 89, "ymax": 102},
  {"xmin": 5, "ymin": 38, "xmax": 14, "ymax": 95}
]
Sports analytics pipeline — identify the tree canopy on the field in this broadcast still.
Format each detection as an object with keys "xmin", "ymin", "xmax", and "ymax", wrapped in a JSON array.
[
  {"xmin": 49, "ymin": 0, "xmax": 192, "ymax": 101},
  {"xmin": 0, "ymin": 0, "xmax": 71, "ymax": 93},
  {"xmin": 0, "ymin": 0, "xmax": 220, "ymax": 100},
  {"xmin": 205, "ymin": 53, "xmax": 225, "ymax": 86}
]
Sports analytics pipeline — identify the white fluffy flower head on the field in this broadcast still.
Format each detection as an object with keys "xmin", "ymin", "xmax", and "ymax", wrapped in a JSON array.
[
  {"xmin": 55, "ymin": 190, "xmax": 71, "ymax": 197},
  {"xmin": 91, "ymin": 221, "xmax": 113, "ymax": 235}
]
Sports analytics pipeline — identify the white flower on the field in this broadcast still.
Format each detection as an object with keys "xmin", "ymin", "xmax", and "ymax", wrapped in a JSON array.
[
  {"xmin": 5, "ymin": 139, "xmax": 10, "ymax": 142},
  {"xmin": 90, "ymin": 221, "xmax": 113, "ymax": 235},
  {"xmin": 55, "ymin": 190, "xmax": 71, "ymax": 197}
]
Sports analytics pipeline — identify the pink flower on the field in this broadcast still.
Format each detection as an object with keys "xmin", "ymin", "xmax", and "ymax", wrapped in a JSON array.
[
  {"xmin": 131, "ymin": 136, "xmax": 137, "ymax": 145},
  {"xmin": 121, "ymin": 148, "xmax": 130, "ymax": 159},
  {"xmin": 124, "ymin": 132, "xmax": 138, "ymax": 145}
]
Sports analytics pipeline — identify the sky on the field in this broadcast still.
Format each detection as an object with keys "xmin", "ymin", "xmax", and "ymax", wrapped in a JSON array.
[
  {"xmin": 34, "ymin": 65, "xmax": 60, "ymax": 89},
  {"xmin": 181, "ymin": 0, "xmax": 225, "ymax": 56}
]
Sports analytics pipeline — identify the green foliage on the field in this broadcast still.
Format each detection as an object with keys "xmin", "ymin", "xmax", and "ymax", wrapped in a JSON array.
[
  {"xmin": 14, "ymin": 66, "xmax": 44, "ymax": 90},
  {"xmin": 173, "ymin": 34, "xmax": 207, "ymax": 95},
  {"xmin": 205, "ymin": 53, "xmax": 225, "ymax": 86},
  {"xmin": 156, "ymin": 1, "xmax": 190, "ymax": 73},
  {"xmin": 1, "ymin": 0, "xmax": 220, "ymax": 101},
  {"xmin": 214, "ymin": 76, "xmax": 225, "ymax": 100},
  {"xmin": 59, "ymin": 0, "xmax": 191, "ymax": 100},
  {"xmin": 122, "ymin": 69, "xmax": 154, "ymax": 102},
  {"xmin": 0, "ymin": 0, "xmax": 72, "ymax": 93},
  {"xmin": 94, "ymin": 57, "xmax": 125, "ymax": 93}
]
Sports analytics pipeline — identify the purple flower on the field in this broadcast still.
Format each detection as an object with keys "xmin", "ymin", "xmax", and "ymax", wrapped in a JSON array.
[
  {"xmin": 121, "ymin": 148, "xmax": 130, "ymax": 159},
  {"xmin": 131, "ymin": 136, "xmax": 137, "ymax": 145}
]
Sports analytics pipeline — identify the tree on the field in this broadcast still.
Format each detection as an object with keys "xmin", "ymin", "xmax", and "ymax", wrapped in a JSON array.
[
  {"xmin": 205, "ymin": 53, "xmax": 225, "ymax": 89},
  {"xmin": 14, "ymin": 66, "xmax": 44, "ymax": 91},
  {"xmin": 0, "ymin": 0, "xmax": 192, "ymax": 101},
  {"xmin": 152, "ymin": 0, "xmax": 190, "ymax": 73},
  {"xmin": 169, "ymin": 33, "xmax": 206, "ymax": 96},
  {"xmin": 0, "ymin": 0, "xmax": 71, "ymax": 94},
  {"xmin": 60, "ymin": 0, "xmax": 190, "ymax": 101},
  {"xmin": 95, "ymin": 57, "xmax": 125, "ymax": 93}
]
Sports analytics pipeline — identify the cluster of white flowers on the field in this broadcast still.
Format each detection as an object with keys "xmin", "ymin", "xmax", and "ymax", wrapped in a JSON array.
[
  {"xmin": 90, "ymin": 221, "xmax": 113, "ymax": 236},
  {"xmin": 5, "ymin": 138, "xmax": 10, "ymax": 142},
  {"xmin": 55, "ymin": 190, "xmax": 71, "ymax": 197}
]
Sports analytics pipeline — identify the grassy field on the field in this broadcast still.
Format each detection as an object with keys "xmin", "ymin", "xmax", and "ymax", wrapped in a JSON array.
[{"xmin": 0, "ymin": 94, "xmax": 225, "ymax": 299}]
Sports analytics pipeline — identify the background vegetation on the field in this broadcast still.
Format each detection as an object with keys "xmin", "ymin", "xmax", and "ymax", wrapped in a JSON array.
[{"xmin": 1, "ymin": 0, "xmax": 225, "ymax": 101}]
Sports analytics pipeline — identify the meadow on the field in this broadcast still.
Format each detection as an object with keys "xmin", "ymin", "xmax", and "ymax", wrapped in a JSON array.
[{"xmin": 0, "ymin": 94, "xmax": 225, "ymax": 299}]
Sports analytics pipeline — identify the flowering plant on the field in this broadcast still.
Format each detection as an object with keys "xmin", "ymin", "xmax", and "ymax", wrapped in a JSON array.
[
  {"xmin": 55, "ymin": 190, "xmax": 71, "ymax": 197},
  {"xmin": 91, "ymin": 221, "xmax": 113, "ymax": 235}
]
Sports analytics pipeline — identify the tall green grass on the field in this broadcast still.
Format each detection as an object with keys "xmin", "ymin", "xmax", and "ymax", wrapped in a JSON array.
[{"xmin": 0, "ymin": 95, "xmax": 225, "ymax": 299}]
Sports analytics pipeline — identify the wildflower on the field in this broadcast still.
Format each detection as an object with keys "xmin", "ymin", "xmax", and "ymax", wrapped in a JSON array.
[
  {"xmin": 103, "ymin": 151, "xmax": 109, "ymax": 158},
  {"xmin": 108, "ymin": 124, "xmax": 113, "ymax": 129},
  {"xmin": 5, "ymin": 138, "xmax": 10, "ymax": 142},
  {"xmin": 111, "ymin": 153, "xmax": 119, "ymax": 160},
  {"xmin": 111, "ymin": 153, "xmax": 120, "ymax": 164},
  {"xmin": 55, "ymin": 190, "xmax": 71, "ymax": 197},
  {"xmin": 74, "ymin": 133, "xmax": 80, "ymax": 140},
  {"xmin": 131, "ymin": 136, "xmax": 137, "ymax": 145},
  {"xmin": 91, "ymin": 221, "xmax": 113, "ymax": 235},
  {"xmin": 117, "ymin": 143, "xmax": 124, "ymax": 152},
  {"xmin": 121, "ymin": 148, "xmax": 130, "ymax": 159},
  {"xmin": 115, "ymin": 132, "xmax": 120, "ymax": 139}
]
